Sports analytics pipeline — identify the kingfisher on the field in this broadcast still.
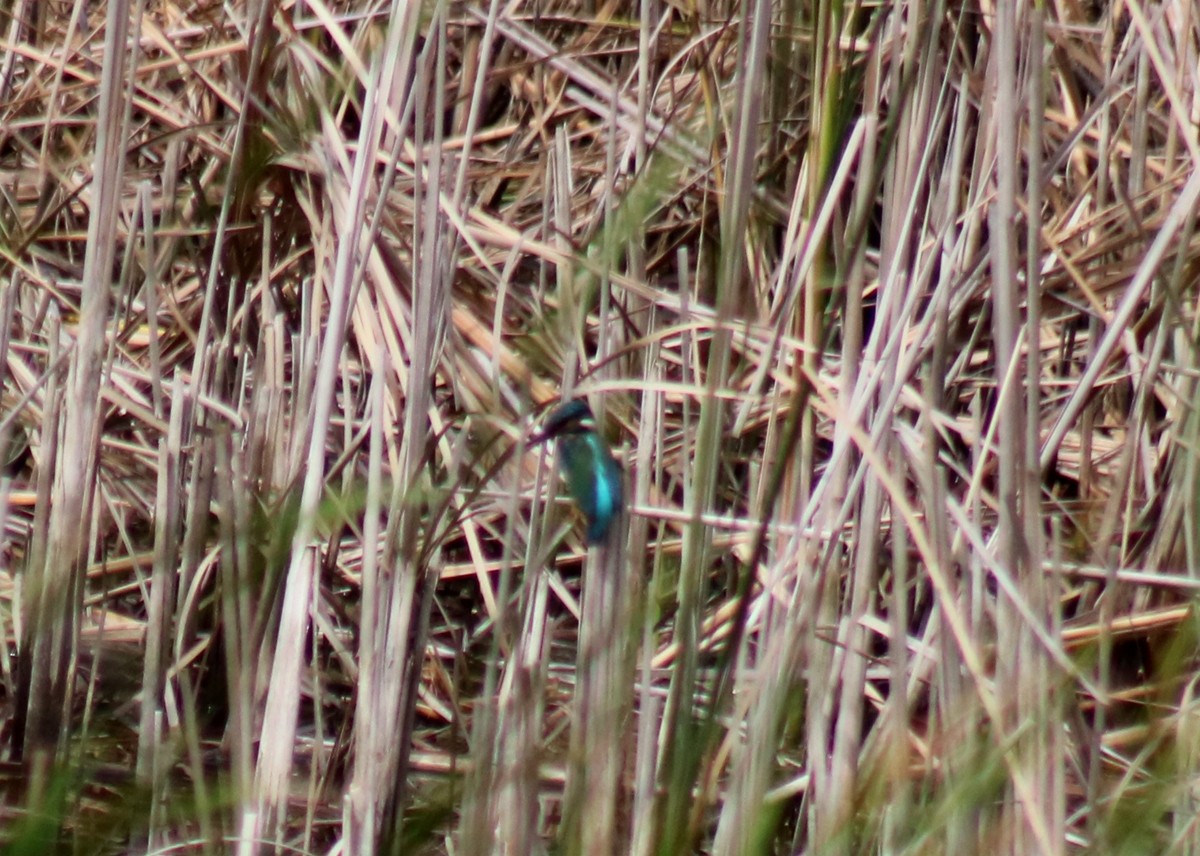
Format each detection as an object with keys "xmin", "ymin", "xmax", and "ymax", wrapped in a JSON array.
[{"xmin": 533, "ymin": 398, "xmax": 623, "ymax": 544}]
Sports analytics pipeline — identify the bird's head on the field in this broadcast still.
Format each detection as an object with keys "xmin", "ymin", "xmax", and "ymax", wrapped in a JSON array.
[{"xmin": 532, "ymin": 398, "xmax": 595, "ymax": 443}]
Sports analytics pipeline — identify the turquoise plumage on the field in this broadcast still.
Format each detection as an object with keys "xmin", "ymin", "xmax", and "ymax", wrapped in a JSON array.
[{"xmin": 535, "ymin": 399, "xmax": 623, "ymax": 543}]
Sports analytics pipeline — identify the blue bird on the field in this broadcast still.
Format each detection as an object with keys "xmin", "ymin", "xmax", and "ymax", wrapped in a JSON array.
[{"xmin": 534, "ymin": 399, "xmax": 623, "ymax": 544}]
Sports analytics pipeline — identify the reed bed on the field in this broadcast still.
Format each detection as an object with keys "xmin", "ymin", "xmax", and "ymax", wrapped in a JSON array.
[{"xmin": 2, "ymin": 1, "xmax": 1200, "ymax": 854}]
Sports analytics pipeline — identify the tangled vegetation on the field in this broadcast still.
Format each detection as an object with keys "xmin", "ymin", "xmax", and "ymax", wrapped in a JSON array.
[{"xmin": 2, "ymin": 1, "xmax": 1200, "ymax": 854}]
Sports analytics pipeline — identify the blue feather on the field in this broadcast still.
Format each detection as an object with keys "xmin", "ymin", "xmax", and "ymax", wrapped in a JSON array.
[{"xmin": 540, "ymin": 400, "xmax": 623, "ymax": 543}]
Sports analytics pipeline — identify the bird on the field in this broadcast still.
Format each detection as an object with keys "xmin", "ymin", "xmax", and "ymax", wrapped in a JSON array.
[{"xmin": 532, "ymin": 398, "xmax": 623, "ymax": 544}]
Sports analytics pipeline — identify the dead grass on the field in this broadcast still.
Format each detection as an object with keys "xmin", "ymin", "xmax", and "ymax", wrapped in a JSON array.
[{"xmin": 2, "ymin": 1, "xmax": 1200, "ymax": 854}]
